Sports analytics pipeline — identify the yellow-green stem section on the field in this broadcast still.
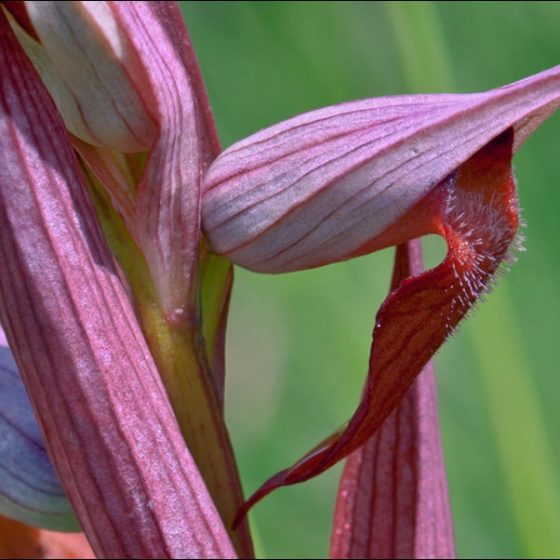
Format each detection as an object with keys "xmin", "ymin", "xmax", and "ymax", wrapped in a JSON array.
[
  {"xmin": 199, "ymin": 249, "xmax": 233, "ymax": 408},
  {"xmin": 86, "ymin": 172, "xmax": 252, "ymax": 557},
  {"xmin": 200, "ymin": 250, "xmax": 232, "ymax": 373}
]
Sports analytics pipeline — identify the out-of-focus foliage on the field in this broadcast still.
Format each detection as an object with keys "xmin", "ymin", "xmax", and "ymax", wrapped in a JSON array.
[{"xmin": 181, "ymin": 2, "xmax": 560, "ymax": 558}]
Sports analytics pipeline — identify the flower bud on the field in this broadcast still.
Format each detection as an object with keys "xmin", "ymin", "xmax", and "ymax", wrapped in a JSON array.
[{"xmin": 12, "ymin": 1, "xmax": 157, "ymax": 152}]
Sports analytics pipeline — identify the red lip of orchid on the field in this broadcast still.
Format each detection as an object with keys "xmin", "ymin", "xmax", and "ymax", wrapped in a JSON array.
[{"xmin": 1, "ymin": 1, "xmax": 559, "ymax": 559}]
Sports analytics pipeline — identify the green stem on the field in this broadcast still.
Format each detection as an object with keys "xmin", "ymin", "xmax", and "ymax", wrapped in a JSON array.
[{"xmin": 385, "ymin": 0, "xmax": 452, "ymax": 92}]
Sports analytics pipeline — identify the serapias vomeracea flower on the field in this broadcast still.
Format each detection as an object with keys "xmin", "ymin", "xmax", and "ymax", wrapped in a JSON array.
[
  {"xmin": 202, "ymin": 66, "xmax": 560, "ymax": 520},
  {"xmin": 1, "ymin": 0, "xmax": 560, "ymax": 557}
]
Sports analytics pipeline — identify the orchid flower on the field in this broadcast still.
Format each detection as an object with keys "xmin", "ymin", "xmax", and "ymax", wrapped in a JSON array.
[
  {"xmin": 203, "ymin": 65, "xmax": 560, "ymax": 509},
  {"xmin": 0, "ymin": 1, "xmax": 559, "ymax": 559}
]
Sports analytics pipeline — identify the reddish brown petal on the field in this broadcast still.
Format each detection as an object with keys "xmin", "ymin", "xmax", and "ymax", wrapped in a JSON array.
[
  {"xmin": 238, "ymin": 130, "xmax": 518, "ymax": 519},
  {"xmin": 0, "ymin": 11, "xmax": 235, "ymax": 558},
  {"xmin": 330, "ymin": 240, "xmax": 455, "ymax": 559}
]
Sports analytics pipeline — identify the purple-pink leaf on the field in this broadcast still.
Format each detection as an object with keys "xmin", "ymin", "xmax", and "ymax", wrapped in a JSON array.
[
  {"xmin": 330, "ymin": 241, "xmax": 455, "ymax": 560},
  {"xmin": 0, "ymin": 10, "xmax": 235, "ymax": 558}
]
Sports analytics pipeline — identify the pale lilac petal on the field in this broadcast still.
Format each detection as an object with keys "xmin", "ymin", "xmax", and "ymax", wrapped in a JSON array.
[
  {"xmin": 0, "ymin": 12, "xmax": 235, "ymax": 558},
  {"xmin": 202, "ymin": 66, "xmax": 560, "ymax": 273},
  {"xmin": 0, "ymin": 326, "xmax": 77, "ymax": 531}
]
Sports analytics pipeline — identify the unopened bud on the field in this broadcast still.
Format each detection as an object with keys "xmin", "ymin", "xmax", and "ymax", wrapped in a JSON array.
[{"xmin": 14, "ymin": 1, "xmax": 157, "ymax": 152}]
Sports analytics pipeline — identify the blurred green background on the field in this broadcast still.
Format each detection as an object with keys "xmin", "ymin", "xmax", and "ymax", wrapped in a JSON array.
[{"xmin": 180, "ymin": 2, "xmax": 560, "ymax": 558}]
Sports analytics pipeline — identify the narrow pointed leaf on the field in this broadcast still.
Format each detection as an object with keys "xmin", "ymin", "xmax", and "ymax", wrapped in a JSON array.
[
  {"xmin": 0, "ymin": 327, "xmax": 77, "ymax": 531},
  {"xmin": 330, "ymin": 240, "xmax": 455, "ymax": 559},
  {"xmin": 0, "ymin": 12, "xmax": 235, "ymax": 558}
]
